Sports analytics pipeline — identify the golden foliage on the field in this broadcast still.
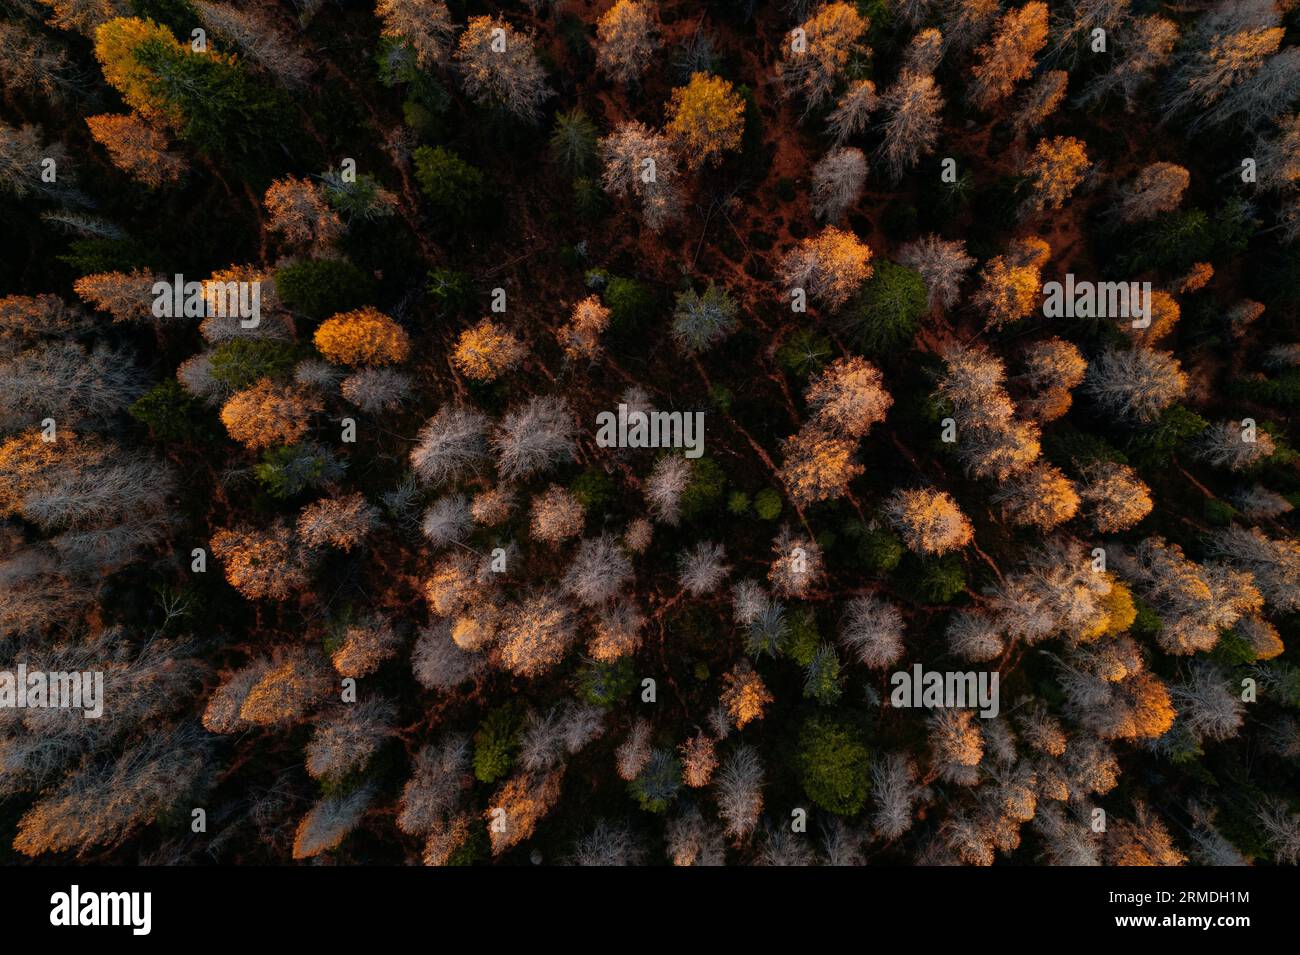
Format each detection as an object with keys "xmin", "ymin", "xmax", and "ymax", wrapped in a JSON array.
[
  {"xmin": 487, "ymin": 769, "xmax": 565, "ymax": 855},
  {"xmin": 451, "ymin": 319, "xmax": 527, "ymax": 381},
  {"xmin": 529, "ymin": 484, "xmax": 585, "ymax": 544},
  {"xmin": 778, "ymin": 1, "xmax": 869, "ymax": 109},
  {"xmin": 296, "ymin": 492, "xmax": 374, "ymax": 551},
  {"xmin": 1000, "ymin": 462, "xmax": 1079, "ymax": 530},
  {"xmin": 557, "ymin": 295, "xmax": 610, "ymax": 361},
  {"xmin": 595, "ymin": 0, "xmax": 658, "ymax": 84},
  {"xmin": 314, "ymin": 307, "xmax": 411, "ymax": 366},
  {"xmin": 888, "ymin": 487, "xmax": 974, "ymax": 555},
  {"xmin": 0, "ymin": 428, "xmax": 81, "ymax": 518},
  {"xmin": 680, "ymin": 731, "xmax": 718, "ymax": 788},
  {"xmin": 424, "ymin": 553, "xmax": 481, "ymax": 617},
  {"xmin": 210, "ymin": 522, "xmax": 311, "ymax": 601},
  {"xmin": 263, "ymin": 176, "xmax": 344, "ymax": 251},
  {"xmin": 240, "ymin": 651, "xmax": 329, "ymax": 726},
  {"xmin": 471, "ymin": 486, "xmax": 515, "ymax": 526},
  {"xmin": 85, "ymin": 112, "xmax": 184, "ymax": 187},
  {"xmin": 974, "ymin": 255, "xmax": 1040, "ymax": 330},
  {"xmin": 1175, "ymin": 262, "xmax": 1214, "ymax": 295},
  {"xmin": 778, "ymin": 423, "xmax": 864, "ymax": 505},
  {"xmin": 450, "ymin": 606, "xmax": 499, "ymax": 652},
  {"xmin": 93, "ymin": 17, "xmax": 187, "ymax": 123},
  {"xmin": 73, "ymin": 268, "xmax": 157, "ymax": 322},
  {"xmin": 219, "ymin": 378, "xmax": 321, "ymax": 450},
  {"xmin": 1126, "ymin": 290, "xmax": 1180, "ymax": 343},
  {"xmin": 970, "ymin": 2, "xmax": 1048, "ymax": 110},
  {"xmin": 805, "ymin": 354, "xmax": 892, "ymax": 437},
  {"xmin": 779, "ymin": 225, "xmax": 874, "ymax": 309},
  {"xmin": 721, "ymin": 661, "xmax": 773, "ymax": 729},
  {"xmin": 666, "ymin": 72, "xmax": 745, "ymax": 168},
  {"xmin": 1025, "ymin": 135, "xmax": 1089, "ymax": 211}
]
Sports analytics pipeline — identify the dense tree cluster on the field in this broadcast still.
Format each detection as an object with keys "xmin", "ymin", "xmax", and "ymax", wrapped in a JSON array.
[{"xmin": 2, "ymin": 0, "xmax": 1297, "ymax": 872}]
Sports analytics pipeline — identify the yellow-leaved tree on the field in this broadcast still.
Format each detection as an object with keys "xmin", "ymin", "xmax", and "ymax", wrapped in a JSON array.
[
  {"xmin": 93, "ymin": 17, "xmax": 189, "ymax": 123},
  {"xmin": 314, "ymin": 307, "xmax": 411, "ymax": 366},
  {"xmin": 666, "ymin": 72, "xmax": 745, "ymax": 169}
]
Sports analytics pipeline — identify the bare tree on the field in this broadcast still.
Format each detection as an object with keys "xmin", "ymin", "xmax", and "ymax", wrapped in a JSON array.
[
  {"xmin": 1233, "ymin": 484, "xmax": 1292, "ymax": 520},
  {"xmin": 876, "ymin": 71, "xmax": 944, "ymax": 182},
  {"xmin": 645, "ymin": 455, "xmax": 691, "ymax": 525},
  {"xmin": 564, "ymin": 534, "xmax": 633, "ymax": 605},
  {"xmin": 1083, "ymin": 347, "xmax": 1188, "ymax": 424},
  {"xmin": 1197, "ymin": 420, "xmax": 1275, "ymax": 471},
  {"xmin": 769, "ymin": 526, "xmax": 824, "ymax": 596},
  {"xmin": 897, "ymin": 234, "xmax": 974, "ymax": 311},
  {"xmin": 305, "ymin": 698, "xmax": 395, "ymax": 780},
  {"xmin": 13, "ymin": 724, "xmax": 211, "ymax": 857},
  {"xmin": 292, "ymin": 785, "xmax": 376, "ymax": 860},
  {"xmin": 840, "ymin": 595, "xmax": 904, "ymax": 668},
  {"xmin": 455, "ymin": 15, "xmax": 552, "ymax": 123},
  {"xmin": 825, "ymin": 79, "xmax": 877, "ymax": 145},
  {"xmin": 871, "ymin": 753, "xmax": 925, "ymax": 839},
  {"xmin": 571, "ymin": 820, "xmax": 645, "ymax": 865},
  {"xmin": 196, "ymin": 2, "xmax": 311, "ymax": 86},
  {"xmin": 1113, "ymin": 161, "xmax": 1189, "ymax": 223},
  {"xmin": 600, "ymin": 121, "xmax": 683, "ymax": 232},
  {"xmin": 1172, "ymin": 662, "xmax": 1244, "ymax": 743},
  {"xmin": 376, "ymin": 0, "xmax": 457, "ymax": 69},
  {"xmin": 297, "ymin": 493, "xmax": 379, "ymax": 552},
  {"xmin": 679, "ymin": 541, "xmax": 730, "ymax": 595},
  {"xmin": 493, "ymin": 396, "xmax": 575, "ymax": 481},
  {"xmin": 412, "ymin": 620, "xmax": 487, "ymax": 690},
  {"xmin": 341, "ymin": 368, "xmax": 410, "ymax": 413},
  {"xmin": 777, "ymin": 2, "xmax": 870, "ymax": 114},
  {"xmin": 420, "ymin": 494, "xmax": 472, "ymax": 547},
  {"xmin": 1076, "ymin": 15, "xmax": 1177, "ymax": 110},
  {"xmin": 945, "ymin": 609, "xmax": 1003, "ymax": 662},
  {"xmin": 666, "ymin": 806, "xmax": 727, "ymax": 865},
  {"xmin": 616, "ymin": 718, "xmax": 652, "ymax": 781},
  {"xmin": 1205, "ymin": 525, "xmax": 1300, "ymax": 613},
  {"xmin": 1012, "ymin": 70, "xmax": 1068, "ymax": 135},
  {"xmin": 411, "ymin": 404, "xmax": 490, "ymax": 486},
  {"xmin": 904, "ymin": 27, "xmax": 944, "ymax": 74},
  {"xmin": 0, "ymin": 341, "xmax": 142, "ymax": 431},
  {"xmin": 939, "ymin": 0, "xmax": 998, "ymax": 53},
  {"xmin": 715, "ymin": 745, "xmax": 764, "ymax": 839},
  {"xmin": 596, "ymin": 0, "xmax": 659, "ymax": 85},
  {"xmin": 1164, "ymin": 1, "xmax": 1285, "ymax": 126},
  {"xmin": 812, "ymin": 146, "xmax": 867, "ymax": 222},
  {"xmin": 397, "ymin": 734, "xmax": 470, "ymax": 837}
]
